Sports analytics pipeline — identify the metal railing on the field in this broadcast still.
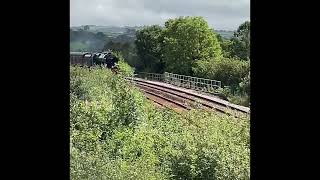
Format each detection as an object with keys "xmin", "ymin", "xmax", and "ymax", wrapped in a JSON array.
[
  {"xmin": 135, "ymin": 72, "xmax": 222, "ymax": 94},
  {"xmin": 135, "ymin": 72, "xmax": 165, "ymax": 82}
]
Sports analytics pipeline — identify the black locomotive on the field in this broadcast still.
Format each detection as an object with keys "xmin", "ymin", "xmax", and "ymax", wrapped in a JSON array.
[{"xmin": 70, "ymin": 50, "xmax": 119, "ymax": 71}]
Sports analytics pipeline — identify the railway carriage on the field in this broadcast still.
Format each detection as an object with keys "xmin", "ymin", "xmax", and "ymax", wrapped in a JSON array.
[{"xmin": 70, "ymin": 52, "xmax": 93, "ymax": 67}]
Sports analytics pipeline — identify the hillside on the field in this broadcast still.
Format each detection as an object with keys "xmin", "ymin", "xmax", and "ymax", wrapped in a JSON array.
[
  {"xmin": 70, "ymin": 25, "xmax": 234, "ymax": 39},
  {"xmin": 216, "ymin": 30, "xmax": 234, "ymax": 39}
]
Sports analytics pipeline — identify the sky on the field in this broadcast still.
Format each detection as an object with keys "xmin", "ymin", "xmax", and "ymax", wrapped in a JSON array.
[{"xmin": 70, "ymin": 0, "xmax": 250, "ymax": 31}]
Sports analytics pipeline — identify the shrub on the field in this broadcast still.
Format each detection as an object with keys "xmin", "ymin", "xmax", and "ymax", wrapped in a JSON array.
[
  {"xmin": 70, "ymin": 66, "xmax": 250, "ymax": 179},
  {"xmin": 239, "ymin": 71, "xmax": 250, "ymax": 96},
  {"xmin": 193, "ymin": 57, "xmax": 250, "ymax": 88},
  {"xmin": 113, "ymin": 51, "xmax": 135, "ymax": 77}
]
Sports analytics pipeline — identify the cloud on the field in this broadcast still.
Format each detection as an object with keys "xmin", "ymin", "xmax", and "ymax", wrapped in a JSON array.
[{"xmin": 70, "ymin": 0, "xmax": 250, "ymax": 30}]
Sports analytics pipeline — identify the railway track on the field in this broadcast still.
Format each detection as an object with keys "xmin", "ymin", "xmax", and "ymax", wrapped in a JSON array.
[{"xmin": 127, "ymin": 77, "xmax": 250, "ymax": 116}]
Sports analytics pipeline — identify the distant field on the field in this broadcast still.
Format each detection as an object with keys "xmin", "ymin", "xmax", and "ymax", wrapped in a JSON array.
[
  {"xmin": 216, "ymin": 30, "xmax": 234, "ymax": 39},
  {"xmin": 71, "ymin": 25, "xmax": 235, "ymax": 39}
]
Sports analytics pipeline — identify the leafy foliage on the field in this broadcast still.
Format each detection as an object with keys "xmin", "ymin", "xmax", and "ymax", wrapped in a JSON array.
[
  {"xmin": 135, "ymin": 25, "xmax": 165, "ymax": 73},
  {"xmin": 131, "ymin": 17, "xmax": 250, "ymax": 107},
  {"xmin": 193, "ymin": 57, "xmax": 250, "ymax": 106},
  {"xmin": 113, "ymin": 51, "xmax": 135, "ymax": 77},
  {"xmin": 230, "ymin": 21, "xmax": 250, "ymax": 60},
  {"xmin": 162, "ymin": 16, "xmax": 222, "ymax": 75},
  {"xmin": 70, "ymin": 67, "xmax": 250, "ymax": 179},
  {"xmin": 239, "ymin": 71, "xmax": 250, "ymax": 97},
  {"xmin": 103, "ymin": 32, "xmax": 141, "ymax": 71},
  {"xmin": 217, "ymin": 34, "xmax": 233, "ymax": 58},
  {"xmin": 193, "ymin": 57, "xmax": 250, "ymax": 88}
]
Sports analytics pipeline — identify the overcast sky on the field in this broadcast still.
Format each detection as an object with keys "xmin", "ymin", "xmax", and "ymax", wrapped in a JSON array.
[{"xmin": 70, "ymin": 0, "xmax": 250, "ymax": 30}]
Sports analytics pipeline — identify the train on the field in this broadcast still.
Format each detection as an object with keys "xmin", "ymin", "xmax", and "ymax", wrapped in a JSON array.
[{"xmin": 70, "ymin": 51, "xmax": 119, "ymax": 71}]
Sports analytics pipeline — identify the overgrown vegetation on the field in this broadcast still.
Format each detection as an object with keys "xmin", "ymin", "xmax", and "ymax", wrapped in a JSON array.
[
  {"xmin": 70, "ymin": 66, "xmax": 250, "ymax": 179},
  {"xmin": 193, "ymin": 58, "xmax": 250, "ymax": 106},
  {"xmin": 113, "ymin": 51, "xmax": 135, "ymax": 77},
  {"xmin": 134, "ymin": 17, "xmax": 250, "ymax": 106}
]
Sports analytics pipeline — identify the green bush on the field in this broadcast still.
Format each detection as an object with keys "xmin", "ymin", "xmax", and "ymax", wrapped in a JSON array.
[
  {"xmin": 193, "ymin": 57, "xmax": 250, "ymax": 88},
  {"xmin": 70, "ymin": 66, "xmax": 250, "ymax": 179},
  {"xmin": 192, "ymin": 58, "xmax": 250, "ymax": 107},
  {"xmin": 240, "ymin": 72, "xmax": 250, "ymax": 96},
  {"xmin": 216, "ymin": 86, "xmax": 250, "ymax": 107},
  {"xmin": 113, "ymin": 51, "xmax": 135, "ymax": 77}
]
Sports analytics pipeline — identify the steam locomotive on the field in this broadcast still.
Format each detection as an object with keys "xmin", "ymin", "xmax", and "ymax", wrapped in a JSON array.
[{"xmin": 70, "ymin": 50, "xmax": 119, "ymax": 71}]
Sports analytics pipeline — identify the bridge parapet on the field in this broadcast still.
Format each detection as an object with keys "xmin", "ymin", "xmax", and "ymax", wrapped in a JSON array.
[{"xmin": 135, "ymin": 72, "xmax": 222, "ymax": 94}]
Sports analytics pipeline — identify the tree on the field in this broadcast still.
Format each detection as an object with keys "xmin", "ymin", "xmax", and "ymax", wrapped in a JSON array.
[
  {"xmin": 135, "ymin": 25, "xmax": 164, "ymax": 73},
  {"xmin": 240, "ymin": 71, "xmax": 250, "ymax": 96},
  {"xmin": 104, "ymin": 41, "xmax": 121, "ymax": 51},
  {"xmin": 95, "ymin": 32, "xmax": 106, "ymax": 40},
  {"xmin": 162, "ymin": 16, "xmax": 222, "ymax": 75},
  {"xmin": 216, "ymin": 34, "xmax": 233, "ymax": 58},
  {"xmin": 230, "ymin": 21, "xmax": 250, "ymax": 60}
]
